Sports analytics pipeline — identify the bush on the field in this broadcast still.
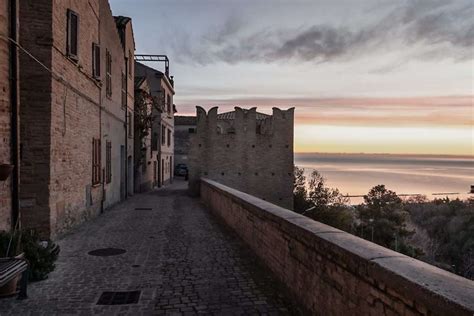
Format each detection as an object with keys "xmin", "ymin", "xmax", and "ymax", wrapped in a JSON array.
[{"xmin": 0, "ymin": 230, "xmax": 60, "ymax": 281}]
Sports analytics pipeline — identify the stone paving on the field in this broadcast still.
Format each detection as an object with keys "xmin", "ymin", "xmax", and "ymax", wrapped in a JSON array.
[{"xmin": 0, "ymin": 180, "xmax": 301, "ymax": 315}]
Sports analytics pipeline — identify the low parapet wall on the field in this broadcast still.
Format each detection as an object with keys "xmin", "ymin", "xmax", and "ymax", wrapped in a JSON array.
[{"xmin": 200, "ymin": 178, "xmax": 474, "ymax": 316}]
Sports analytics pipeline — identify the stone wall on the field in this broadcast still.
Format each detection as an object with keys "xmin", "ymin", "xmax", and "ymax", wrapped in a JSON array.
[
  {"xmin": 201, "ymin": 179, "xmax": 474, "ymax": 316},
  {"xmin": 0, "ymin": 0, "xmax": 12, "ymax": 231},
  {"xmin": 189, "ymin": 107, "xmax": 294, "ymax": 209}
]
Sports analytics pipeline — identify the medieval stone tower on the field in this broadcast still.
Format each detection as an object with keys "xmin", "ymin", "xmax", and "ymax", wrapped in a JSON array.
[{"xmin": 189, "ymin": 106, "xmax": 294, "ymax": 209}]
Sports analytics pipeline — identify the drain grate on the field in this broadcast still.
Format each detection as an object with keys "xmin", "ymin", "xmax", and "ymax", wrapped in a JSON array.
[
  {"xmin": 88, "ymin": 248, "xmax": 126, "ymax": 257},
  {"xmin": 97, "ymin": 291, "xmax": 141, "ymax": 305},
  {"xmin": 135, "ymin": 207, "xmax": 152, "ymax": 210}
]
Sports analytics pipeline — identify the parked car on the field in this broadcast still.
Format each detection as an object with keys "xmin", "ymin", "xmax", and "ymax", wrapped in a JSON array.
[{"xmin": 174, "ymin": 164, "xmax": 188, "ymax": 177}]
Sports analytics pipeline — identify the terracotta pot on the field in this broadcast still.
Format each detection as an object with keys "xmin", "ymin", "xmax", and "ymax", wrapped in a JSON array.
[
  {"xmin": 0, "ymin": 254, "xmax": 24, "ymax": 298},
  {"xmin": 0, "ymin": 275, "xmax": 20, "ymax": 297},
  {"xmin": 0, "ymin": 164, "xmax": 14, "ymax": 181}
]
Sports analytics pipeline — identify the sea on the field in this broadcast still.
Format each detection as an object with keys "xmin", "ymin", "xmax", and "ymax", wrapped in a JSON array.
[{"xmin": 294, "ymin": 153, "xmax": 474, "ymax": 205}]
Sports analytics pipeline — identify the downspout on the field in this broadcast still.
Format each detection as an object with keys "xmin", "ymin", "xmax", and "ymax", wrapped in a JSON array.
[
  {"xmin": 99, "ymin": 12, "xmax": 104, "ymax": 214},
  {"xmin": 124, "ymin": 32, "xmax": 128, "ymax": 199},
  {"xmin": 9, "ymin": 0, "xmax": 19, "ymax": 230}
]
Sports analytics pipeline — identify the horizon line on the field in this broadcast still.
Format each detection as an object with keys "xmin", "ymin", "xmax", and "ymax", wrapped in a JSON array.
[{"xmin": 294, "ymin": 152, "xmax": 474, "ymax": 159}]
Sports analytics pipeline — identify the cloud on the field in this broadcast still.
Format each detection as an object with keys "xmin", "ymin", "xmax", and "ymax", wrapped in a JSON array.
[
  {"xmin": 172, "ymin": 0, "xmax": 474, "ymax": 65},
  {"xmin": 175, "ymin": 95, "xmax": 474, "ymax": 127}
]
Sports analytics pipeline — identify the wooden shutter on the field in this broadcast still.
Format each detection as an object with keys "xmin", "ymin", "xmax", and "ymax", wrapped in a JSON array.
[
  {"xmin": 92, "ymin": 43, "xmax": 100, "ymax": 78},
  {"xmin": 67, "ymin": 10, "xmax": 79, "ymax": 60}
]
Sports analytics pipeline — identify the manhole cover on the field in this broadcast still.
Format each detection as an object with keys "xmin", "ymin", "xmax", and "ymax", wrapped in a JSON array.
[
  {"xmin": 88, "ymin": 248, "xmax": 126, "ymax": 257},
  {"xmin": 97, "ymin": 291, "xmax": 141, "ymax": 305}
]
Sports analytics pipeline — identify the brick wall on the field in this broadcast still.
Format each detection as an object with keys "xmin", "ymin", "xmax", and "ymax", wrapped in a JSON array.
[
  {"xmin": 48, "ymin": 0, "xmax": 103, "ymax": 237},
  {"xmin": 0, "ymin": 0, "xmax": 12, "ymax": 231},
  {"xmin": 18, "ymin": 0, "xmax": 134, "ymax": 238},
  {"xmin": 18, "ymin": 0, "xmax": 53, "ymax": 236},
  {"xmin": 201, "ymin": 179, "xmax": 474, "ymax": 316},
  {"xmin": 189, "ymin": 107, "xmax": 294, "ymax": 209}
]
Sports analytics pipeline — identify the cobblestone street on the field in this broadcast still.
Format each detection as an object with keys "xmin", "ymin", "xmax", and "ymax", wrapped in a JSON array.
[{"xmin": 0, "ymin": 180, "xmax": 299, "ymax": 315}]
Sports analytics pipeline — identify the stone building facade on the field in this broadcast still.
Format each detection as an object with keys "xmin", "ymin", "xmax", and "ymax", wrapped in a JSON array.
[
  {"xmin": 189, "ymin": 107, "xmax": 294, "ymax": 209},
  {"xmin": 17, "ymin": 0, "xmax": 134, "ymax": 238},
  {"xmin": 0, "ymin": 0, "xmax": 19, "ymax": 231},
  {"xmin": 135, "ymin": 62, "xmax": 175, "ymax": 187}
]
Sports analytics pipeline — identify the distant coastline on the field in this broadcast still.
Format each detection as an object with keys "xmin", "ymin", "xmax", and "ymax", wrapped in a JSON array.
[{"xmin": 295, "ymin": 152, "xmax": 474, "ymax": 160}]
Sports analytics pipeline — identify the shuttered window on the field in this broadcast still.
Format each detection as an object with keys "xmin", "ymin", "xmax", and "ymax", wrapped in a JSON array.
[
  {"xmin": 128, "ymin": 51, "xmax": 132, "ymax": 76},
  {"xmin": 92, "ymin": 43, "xmax": 100, "ymax": 78},
  {"xmin": 161, "ymin": 125, "xmax": 166, "ymax": 145},
  {"xmin": 122, "ymin": 72, "xmax": 127, "ymax": 108},
  {"xmin": 106, "ymin": 50, "xmax": 112, "ymax": 97},
  {"xmin": 128, "ymin": 111, "xmax": 133, "ymax": 138},
  {"xmin": 167, "ymin": 129, "xmax": 171, "ymax": 147},
  {"xmin": 92, "ymin": 138, "xmax": 101, "ymax": 185},
  {"xmin": 106, "ymin": 141, "xmax": 112, "ymax": 183},
  {"xmin": 67, "ymin": 10, "xmax": 79, "ymax": 60}
]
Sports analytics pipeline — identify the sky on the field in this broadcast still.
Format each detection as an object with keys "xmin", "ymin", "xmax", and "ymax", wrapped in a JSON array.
[{"xmin": 110, "ymin": 0, "xmax": 473, "ymax": 156}]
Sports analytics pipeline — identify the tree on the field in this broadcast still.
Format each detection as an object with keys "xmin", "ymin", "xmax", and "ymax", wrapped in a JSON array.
[
  {"xmin": 134, "ymin": 90, "xmax": 161, "ymax": 166},
  {"xmin": 357, "ymin": 185, "xmax": 415, "ymax": 252},
  {"xmin": 293, "ymin": 166, "xmax": 310, "ymax": 213},
  {"xmin": 301, "ymin": 170, "xmax": 354, "ymax": 232}
]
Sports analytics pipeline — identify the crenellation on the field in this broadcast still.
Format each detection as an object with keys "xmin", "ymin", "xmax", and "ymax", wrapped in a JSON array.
[{"xmin": 189, "ymin": 106, "xmax": 294, "ymax": 209}]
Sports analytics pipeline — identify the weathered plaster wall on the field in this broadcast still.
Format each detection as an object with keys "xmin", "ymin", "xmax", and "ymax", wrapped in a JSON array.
[
  {"xmin": 201, "ymin": 179, "xmax": 474, "ymax": 316},
  {"xmin": 99, "ymin": 0, "xmax": 128, "ymax": 208}
]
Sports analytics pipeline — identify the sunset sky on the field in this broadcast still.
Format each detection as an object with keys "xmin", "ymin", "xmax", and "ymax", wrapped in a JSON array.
[{"xmin": 110, "ymin": 0, "xmax": 473, "ymax": 156}]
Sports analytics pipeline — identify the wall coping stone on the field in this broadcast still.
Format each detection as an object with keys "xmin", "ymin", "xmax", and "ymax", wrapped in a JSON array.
[{"xmin": 201, "ymin": 178, "xmax": 474, "ymax": 314}]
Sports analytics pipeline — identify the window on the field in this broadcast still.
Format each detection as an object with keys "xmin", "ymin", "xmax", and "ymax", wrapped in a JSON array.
[
  {"xmin": 92, "ymin": 43, "xmax": 100, "ymax": 78},
  {"xmin": 128, "ymin": 51, "xmax": 132, "ymax": 76},
  {"xmin": 151, "ymin": 132, "xmax": 158, "ymax": 151},
  {"xmin": 161, "ymin": 125, "xmax": 166, "ymax": 145},
  {"xmin": 92, "ymin": 138, "xmax": 101, "ymax": 185},
  {"xmin": 67, "ymin": 9, "xmax": 79, "ymax": 60},
  {"xmin": 128, "ymin": 111, "xmax": 132, "ymax": 138},
  {"xmin": 153, "ymin": 161, "xmax": 157, "ymax": 185},
  {"xmin": 106, "ymin": 141, "xmax": 112, "ymax": 183},
  {"xmin": 122, "ymin": 72, "xmax": 127, "ymax": 108},
  {"xmin": 167, "ymin": 129, "xmax": 171, "ymax": 147},
  {"xmin": 106, "ymin": 50, "xmax": 112, "ymax": 97},
  {"xmin": 166, "ymin": 94, "xmax": 171, "ymax": 114}
]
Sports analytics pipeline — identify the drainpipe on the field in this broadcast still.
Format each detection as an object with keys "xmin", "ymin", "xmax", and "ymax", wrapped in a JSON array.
[
  {"xmin": 124, "ymin": 60, "xmax": 128, "ymax": 199},
  {"xmin": 9, "ymin": 0, "xmax": 19, "ymax": 230}
]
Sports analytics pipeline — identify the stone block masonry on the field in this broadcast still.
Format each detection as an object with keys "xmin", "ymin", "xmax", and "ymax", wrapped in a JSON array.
[{"xmin": 201, "ymin": 178, "xmax": 474, "ymax": 316}]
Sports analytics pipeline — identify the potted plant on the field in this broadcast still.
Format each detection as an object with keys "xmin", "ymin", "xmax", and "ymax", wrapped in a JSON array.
[
  {"xmin": 0, "ymin": 230, "xmax": 60, "ymax": 297},
  {"xmin": 0, "ymin": 164, "xmax": 14, "ymax": 181},
  {"xmin": 21, "ymin": 230, "xmax": 60, "ymax": 281}
]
